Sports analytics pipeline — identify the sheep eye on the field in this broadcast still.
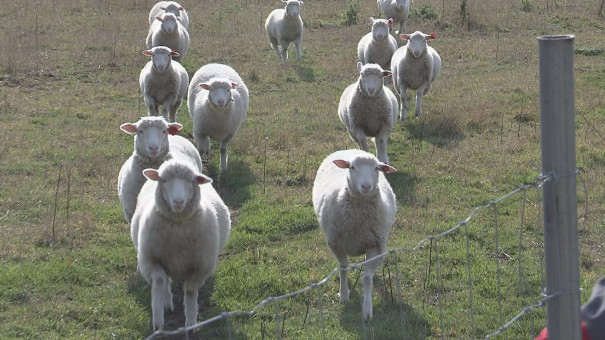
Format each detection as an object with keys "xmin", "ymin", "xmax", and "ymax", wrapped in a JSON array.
[
  {"xmin": 349, "ymin": 166, "xmax": 355, "ymax": 170},
  {"xmin": 138, "ymin": 130, "xmax": 144, "ymax": 134}
]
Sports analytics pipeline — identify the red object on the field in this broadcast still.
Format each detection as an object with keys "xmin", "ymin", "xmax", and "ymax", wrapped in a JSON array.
[{"xmin": 534, "ymin": 321, "xmax": 593, "ymax": 340}]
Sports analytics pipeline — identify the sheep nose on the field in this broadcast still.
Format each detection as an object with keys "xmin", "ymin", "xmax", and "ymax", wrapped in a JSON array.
[
  {"xmin": 360, "ymin": 183, "xmax": 373, "ymax": 193},
  {"xmin": 217, "ymin": 99, "xmax": 226, "ymax": 106},
  {"xmin": 172, "ymin": 199, "xmax": 185, "ymax": 211},
  {"xmin": 149, "ymin": 146, "xmax": 159, "ymax": 154}
]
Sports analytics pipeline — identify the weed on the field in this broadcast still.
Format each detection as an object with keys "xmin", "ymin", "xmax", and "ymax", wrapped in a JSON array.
[
  {"xmin": 342, "ymin": 0, "xmax": 360, "ymax": 26},
  {"xmin": 410, "ymin": 4, "xmax": 439, "ymax": 21}
]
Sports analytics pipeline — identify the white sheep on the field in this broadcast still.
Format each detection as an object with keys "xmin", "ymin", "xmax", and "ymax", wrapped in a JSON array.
[
  {"xmin": 264, "ymin": 0, "xmax": 304, "ymax": 61},
  {"xmin": 117, "ymin": 116, "xmax": 202, "ymax": 223},
  {"xmin": 188, "ymin": 63, "xmax": 249, "ymax": 171},
  {"xmin": 312, "ymin": 149, "xmax": 397, "ymax": 320},
  {"xmin": 377, "ymin": 0, "xmax": 410, "ymax": 35},
  {"xmin": 139, "ymin": 46, "xmax": 189, "ymax": 122},
  {"xmin": 146, "ymin": 11, "xmax": 190, "ymax": 62},
  {"xmin": 148, "ymin": 1, "xmax": 190, "ymax": 30},
  {"xmin": 338, "ymin": 62, "xmax": 398, "ymax": 165},
  {"xmin": 131, "ymin": 159, "xmax": 231, "ymax": 330},
  {"xmin": 357, "ymin": 17, "xmax": 398, "ymax": 71},
  {"xmin": 390, "ymin": 31, "xmax": 441, "ymax": 121}
]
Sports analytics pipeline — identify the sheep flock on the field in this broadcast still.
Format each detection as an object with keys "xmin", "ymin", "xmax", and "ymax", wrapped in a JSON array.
[{"xmin": 118, "ymin": 0, "xmax": 443, "ymax": 333}]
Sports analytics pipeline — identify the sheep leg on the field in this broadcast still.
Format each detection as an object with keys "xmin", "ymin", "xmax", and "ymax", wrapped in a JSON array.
[
  {"xmin": 353, "ymin": 128, "xmax": 371, "ymax": 153},
  {"xmin": 150, "ymin": 266, "xmax": 170, "ymax": 330},
  {"xmin": 415, "ymin": 85, "xmax": 427, "ymax": 118},
  {"xmin": 399, "ymin": 21, "xmax": 406, "ymax": 36},
  {"xmin": 294, "ymin": 39, "xmax": 302, "ymax": 60},
  {"xmin": 183, "ymin": 280, "xmax": 200, "ymax": 327},
  {"xmin": 375, "ymin": 130, "xmax": 390, "ymax": 165},
  {"xmin": 143, "ymin": 94, "xmax": 159, "ymax": 116},
  {"xmin": 397, "ymin": 84, "xmax": 409, "ymax": 121},
  {"xmin": 362, "ymin": 248, "xmax": 383, "ymax": 320},
  {"xmin": 219, "ymin": 135, "xmax": 234, "ymax": 171},
  {"xmin": 169, "ymin": 98, "xmax": 182, "ymax": 123},
  {"xmin": 194, "ymin": 133, "xmax": 211, "ymax": 164},
  {"xmin": 269, "ymin": 36, "xmax": 281, "ymax": 60},
  {"xmin": 161, "ymin": 96, "xmax": 177, "ymax": 122},
  {"xmin": 279, "ymin": 40, "xmax": 290, "ymax": 61},
  {"xmin": 335, "ymin": 254, "xmax": 350, "ymax": 303}
]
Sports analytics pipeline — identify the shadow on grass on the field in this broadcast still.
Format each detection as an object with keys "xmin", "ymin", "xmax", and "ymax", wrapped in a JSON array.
[
  {"xmin": 128, "ymin": 273, "xmax": 248, "ymax": 339},
  {"xmin": 204, "ymin": 158, "xmax": 255, "ymax": 210},
  {"xmin": 386, "ymin": 169, "xmax": 419, "ymax": 207},
  {"xmin": 402, "ymin": 112, "xmax": 464, "ymax": 148}
]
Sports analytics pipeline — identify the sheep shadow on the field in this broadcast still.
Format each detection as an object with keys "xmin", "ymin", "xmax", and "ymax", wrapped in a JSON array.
[
  {"xmin": 385, "ymin": 169, "xmax": 418, "ymax": 208},
  {"xmin": 400, "ymin": 112, "xmax": 464, "ymax": 148},
  {"xmin": 204, "ymin": 158, "xmax": 254, "ymax": 210},
  {"xmin": 128, "ymin": 273, "xmax": 248, "ymax": 339},
  {"xmin": 337, "ymin": 266, "xmax": 431, "ymax": 339}
]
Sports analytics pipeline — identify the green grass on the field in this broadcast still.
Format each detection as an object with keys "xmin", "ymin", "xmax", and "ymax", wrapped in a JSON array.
[{"xmin": 1, "ymin": 0, "xmax": 603, "ymax": 339}]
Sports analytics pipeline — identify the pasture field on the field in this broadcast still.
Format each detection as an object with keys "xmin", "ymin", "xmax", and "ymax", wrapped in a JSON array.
[{"xmin": 0, "ymin": 0, "xmax": 603, "ymax": 338}]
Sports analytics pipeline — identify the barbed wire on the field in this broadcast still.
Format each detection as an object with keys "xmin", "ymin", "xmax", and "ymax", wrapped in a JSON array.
[{"xmin": 145, "ymin": 169, "xmax": 582, "ymax": 340}]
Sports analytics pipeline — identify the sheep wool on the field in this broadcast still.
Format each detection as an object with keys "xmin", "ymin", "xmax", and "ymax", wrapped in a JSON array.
[
  {"xmin": 312, "ymin": 149, "xmax": 397, "ymax": 320},
  {"xmin": 264, "ymin": 0, "xmax": 304, "ymax": 61},
  {"xmin": 338, "ymin": 62, "xmax": 398, "ymax": 165},
  {"xmin": 139, "ymin": 46, "xmax": 189, "ymax": 122},
  {"xmin": 132, "ymin": 160, "xmax": 231, "ymax": 331},
  {"xmin": 117, "ymin": 117, "xmax": 202, "ymax": 223},
  {"xmin": 188, "ymin": 63, "xmax": 249, "ymax": 171},
  {"xmin": 357, "ymin": 17, "xmax": 398, "ymax": 71},
  {"xmin": 377, "ymin": 0, "xmax": 411, "ymax": 35},
  {"xmin": 146, "ymin": 11, "xmax": 190, "ymax": 62},
  {"xmin": 148, "ymin": 1, "xmax": 190, "ymax": 29},
  {"xmin": 391, "ymin": 31, "xmax": 441, "ymax": 121}
]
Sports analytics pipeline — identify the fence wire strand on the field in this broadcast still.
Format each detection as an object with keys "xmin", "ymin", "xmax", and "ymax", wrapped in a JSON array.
[{"xmin": 145, "ymin": 171, "xmax": 583, "ymax": 340}]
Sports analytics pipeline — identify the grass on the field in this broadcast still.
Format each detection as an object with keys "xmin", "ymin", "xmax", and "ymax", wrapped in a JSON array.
[{"xmin": 0, "ymin": 0, "xmax": 604, "ymax": 339}]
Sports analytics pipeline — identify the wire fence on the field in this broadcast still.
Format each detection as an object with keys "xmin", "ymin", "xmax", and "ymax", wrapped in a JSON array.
[{"xmin": 145, "ymin": 170, "xmax": 586, "ymax": 340}]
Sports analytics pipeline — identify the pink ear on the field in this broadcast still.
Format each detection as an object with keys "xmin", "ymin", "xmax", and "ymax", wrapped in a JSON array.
[
  {"xmin": 179, "ymin": 6, "xmax": 185, "ymax": 10},
  {"xmin": 200, "ymin": 83, "xmax": 211, "ymax": 90},
  {"xmin": 427, "ymin": 33, "xmax": 437, "ymax": 39},
  {"xmin": 383, "ymin": 71, "xmax": 392, "ymax": 77},
  {"xmin": 156, "ymin": 16, "xmax": 163, "ymax": 22},
  {"xmin": 388, "ymin": 18, "xmax": 393, "ymax": 25},
  {"xmin": 142, "ymin": 50, "xmax": 153, "ymax": 56},
  {"xmin": 143, "ymin": 169, "xmax": 161, "ymax": 181},
  {"xmin": 333, "ymin": 160, "xmax": 351, "ymax": 169},
  {"xmin": 400, "ymin": 34, "xmax": 410, "ymax": 40},
  {"xmin": 231, "ymin": 82, "xmax": 238, "ymax": 89},
  {"xmin": 196, "ymin": 174, "xmax": 213, "ymax": 185},
  {"xmin": 170, "ymin": 50, "xmax": 180, "ymax": 57},
  {"xmin": 120, "ymin": 123, "xmax": 138, "ymax": 135},
  {"xmin": 378, "ymin": 163, "xmax": 397, "ymax": 174},
  {"xmin": 167, "ymin": 123, "xmax": 183, "ymax": 135}
]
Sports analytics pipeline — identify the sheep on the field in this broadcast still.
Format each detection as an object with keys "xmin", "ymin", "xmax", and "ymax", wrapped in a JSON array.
[
  {"xmin": 188, "ymin": 63, "xmax": 249, "ymax": 171},
  {"xmin": 338, "ymin": 62, "xmax": 398, "ymax": 165},
  {"xmin": 139, "ymin": 46, "xmax": 189, "ymax": 122},
  {"xmin": 264, "ymin": 0, "xmax": 304, "ymax": 61},
  {"xmin": 312, "ymin": 149, "xmax": 397, "ymax": 320},
  {"xmin": 148, "ymin": 1, "xmax": 189, "ymax": 30},
  {"xmin": 146, "ymin": 11, "xmax": 190, "ymax": 62},
  {"xmin": 390, "ymin": 31, "xmax": 441, "ymax": 121},
  {"xmin": 357, "ymin": 17, "xmax": 398, "ymax": 71},
  {"xmin": 117, "ymin": 116, "xmax": 203, "ymax": 223},
  {"xmin": 131, "ymin": 159, "xmax": 231, "ymax": 330},
  {"xmin": 377, "ymin": 0, "xmax": 410, "ymax": 35}
]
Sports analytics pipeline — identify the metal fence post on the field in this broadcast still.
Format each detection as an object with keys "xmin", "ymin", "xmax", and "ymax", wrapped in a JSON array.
[{"xmin": 538, "ymin": 34, "xmax": 581, "ymax": 340}]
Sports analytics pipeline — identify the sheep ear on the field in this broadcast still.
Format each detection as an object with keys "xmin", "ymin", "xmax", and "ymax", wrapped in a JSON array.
[
  {"xmin": 388, "ymin": 18, "xmax": 393, "ymax": 25},
  {"xmin": 167, "ymin": 123, "xmax": 183, "ymax": 135},
  {"xmin": 200, "ymin": 83, "xmax": 211, "ymax": 90},
  {"xmin": 179, "ymin": 6, "xmax": 185, "ymax": 11},
  {"xmin": 170, "ymin": 50, "xmax": 180, "ymax": 57},
  {"xmin": 382, "ymin": 71, "xmax": 392, "ymax": 77},
  {"xmin": 120, "ymin": 123, "xmax": 138, "ymax": 135},
  {"xmin": 231, "ymin": 82, "xmax": 238, "ymax": 89},
  {"xmin": 427, "ymin": 33, "xmax": 437, "ymax": 40},
  {"xmin": 400, "ymin": 34, "xmax": 410, "ymax": 40},
  {"xmin": 156, "ymin": 16, "xmax": 163, "ymax": 22},
  {"xmin": 378, "ymin": 163, "xmax": 397, "ymax": 174},
  {"xmin": 333, "ymin": 160, "xmax": 351, "ymax": 169},
  {"xmin": 369, "ymin": 17, "xmax": 375, "ymax": 24},
  {"xmin": 196, "ymin": 174, "xmax": 213, "ymax": 185},
  {"xmin": 143, "ymin": 169, "xmax": 161, "ymax": 181},
  {"xmin": 357, "ymin": 62, "xmax": 363, "ymax": 71},
  {"xmin": 142, "ymin": 50, "xmax": 153, "ymax": 56},
  {"xmin": 159, "ymin": 6, "xmax": 166, "ymax": 10}
]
